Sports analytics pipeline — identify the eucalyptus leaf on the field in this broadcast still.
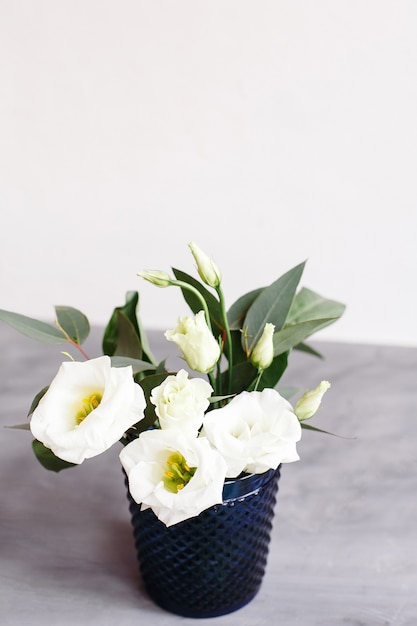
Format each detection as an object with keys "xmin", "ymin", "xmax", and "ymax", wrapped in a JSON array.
[
  {"xmin": 0, "ymin": 309, "xmax": 67, "ymax": 344},
  {"xmin": 227, "ymin": 288, "xmax": 264, "ymax": 330},
  {"xmin": 286, "ymin": 287, "xmax": 346, "ymax": 326},
  {"xmin": 32, "ymin": 440, "xmax": 76, "ymax": 472},
  {"xmin": 294, "ymin": 342, "xmax": 323, "ymax": 358},
  {"xmin": 55, "ymin": 306, "xmax": 90, "ymax": 345},
  {"xmin": 273, "ymin": 318, "xmax": 340, "ymax": 357},
  {"xmin": 243, "ymin": 261, "xmax": 306, "ymax": 354}
]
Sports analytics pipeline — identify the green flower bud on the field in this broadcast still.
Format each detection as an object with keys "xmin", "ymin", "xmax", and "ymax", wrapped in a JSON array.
[
  {"xmin": 250, "ymin": 323, "xmax": 275, "ymax": 370},
  {"xmin": 295, "ymin": 381, "xmax": 331, "ymax": 421},
  {"xmin": 137, "ymin": 270, "xmax": 172, "ymax": 287},
  {"xmin": 188, "ymin": 242, "xmax": 221, "ymax": 288}
]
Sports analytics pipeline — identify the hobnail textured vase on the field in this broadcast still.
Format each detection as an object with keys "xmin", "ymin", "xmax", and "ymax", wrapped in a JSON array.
[{"xmin": 127, "ymin": 466, "xmax": 281, "ymax": 618}]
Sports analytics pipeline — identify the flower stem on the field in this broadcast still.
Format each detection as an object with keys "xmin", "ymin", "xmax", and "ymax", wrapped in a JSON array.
[
  {"xmin": 217, "ymin": 286, "xmax": 233, "ymax": 395},
  {"xmin": 171, "ymin": 280, "xmax": 213, "ymax": 333},
  {"xmin": 55, "ymin": 322, "xmax": 91, "ymax": 360}
]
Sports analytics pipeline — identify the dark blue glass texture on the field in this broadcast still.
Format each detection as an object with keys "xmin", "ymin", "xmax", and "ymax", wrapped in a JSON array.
[{"xmin": 127, "ymin": 466, "xmax": 281, "ymax": 618}]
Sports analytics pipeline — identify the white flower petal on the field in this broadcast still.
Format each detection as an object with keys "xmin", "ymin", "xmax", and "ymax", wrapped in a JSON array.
[
  {"xmin": 203, "ymin": 389, "xmax": 302, "ymax": 477},
  {"xmin": 120, "ymin": 429, "xmax": 227, "ymax": 526},
  {"xmin": 150, "ymin": 369, "xmax": 213, "ymax": 435},
  {"xmin": 30, "ymin": 356, "xmax": 146, "ymax": 464}
]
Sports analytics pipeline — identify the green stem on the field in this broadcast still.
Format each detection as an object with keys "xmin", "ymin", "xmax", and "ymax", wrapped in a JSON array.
[
  {"xmin": 253, "ymin": 369, "xmax": 263, "ymax": 391},
  {"xmin": 171, "ymin": 280, "xmax": 213, "ymax": 332},
  {"xmin": 207, "ymin": 370, "xmax": 218, "ymax": 402},
  {"xmin": 217, "ymin": 286, "xmax": 233, "ymax": 395},
  {"xmin": 56, "ymin": 323, "xmax": 91, "ymax": 360}
]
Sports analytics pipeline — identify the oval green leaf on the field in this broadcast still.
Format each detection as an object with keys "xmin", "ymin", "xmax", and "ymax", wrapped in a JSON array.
[
  {"xmin": 55, "ymin": 306, "xmax": 90, "ymax": 345},
  {"xmin": 0, "ymin": 309, "xmax": 67, "ymax": 344}
]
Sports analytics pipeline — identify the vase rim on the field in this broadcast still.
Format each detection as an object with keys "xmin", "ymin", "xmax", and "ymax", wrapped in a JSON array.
[{"xmin": 222, "ymin": 466, "xmax": 280, "ymax": 502}]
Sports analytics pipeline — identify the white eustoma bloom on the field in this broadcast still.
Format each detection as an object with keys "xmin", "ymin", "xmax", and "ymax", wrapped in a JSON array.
[
  {"xmin": 165, "ymin": 310, "xmax": 221, "ymax": 373},
  {"xmin": 295, "ymin": 381, "xmax": 331, "ymax": 421},
  {"xmin": 202, "ymin": 389, "xmax": 302, "ymax": 478},
  {"xmin": 120, "ymin": 429, "xmax": 227, "ymax": 526},
  {"xmin": 188, "ymin": 242, "xmax": 222, "ymax": 288},
  {"xmin": 150, "ymin": 369, "xmax": 213, "ymax": 435},
  {"xmin": 30, "ymin": 356, "xmax": 146, "ymax": 464},
  {"xmin": 250, "ymin": 323, "xmax": 275, "ymax": 370}
]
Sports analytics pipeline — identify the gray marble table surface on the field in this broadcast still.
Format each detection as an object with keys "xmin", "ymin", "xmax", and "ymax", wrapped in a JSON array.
[{"xmin": 1, "ymin": 325, "xmax": 416, "ymax": 625}]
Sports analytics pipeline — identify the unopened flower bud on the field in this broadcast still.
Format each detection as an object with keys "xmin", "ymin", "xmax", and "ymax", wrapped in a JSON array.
[
  {"xmin": 188, "ymin": 242, "xmax": 221, "ymax": 288},
  {"xmin": 137, "ymin": 270, "xmax": 172, "ymax": 287},
  {"xmin": 165, "ymin": 310, "xmax": 221, "ymax": 373},
  {"xmin": 295, "ymin": 381, "xmax": 331, "ymax": 421},
  {"xmin": 250, "ymin": 323, "xmax": 275, "ymax": 370}
]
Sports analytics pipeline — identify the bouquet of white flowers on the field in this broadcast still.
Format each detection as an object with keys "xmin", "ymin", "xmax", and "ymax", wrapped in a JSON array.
[{"xmin": 0, "ymin": 243, "xmax": 344, "ymax": 527}]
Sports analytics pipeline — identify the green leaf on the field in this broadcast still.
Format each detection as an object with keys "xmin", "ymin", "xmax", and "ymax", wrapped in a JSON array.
[
  {"xmin": 227, "ymin": 329, "xmax": 248, "ymax": 365},
  {"xmin": 0, "ymin": 309, "xmax": 67, "ymax": 344},
  {"xmin": 223, "ymin": 360, "xmax": 258, "ymax": 395},
  {"xmin": 300, "ymin": 423, "xmax": 353, "ymax": 439},
  {"xmin": 255, "ymin": 352, "xmax": 289, "ymax": 390},
  {"xmin": 32, "ymin": 440, "xmax": 76, "ymax": 472},
  {"xmin": 102, "ymin": 292, "xmax": 157, "ymax": 364},
  {"xmin": 286, "ymin": 287, "xmax": 345, "ymax": 328},
  {"xmin": 113, "ymin": 311, "xmax": 143, "ymax": 359},
  {"xmin": 55, "ymin": 306, "xmax": 90, "ymax": 345},
  {"xmin": 273, "ymin": 318, "xmax": 340, "ymax": 356},
  {"xmin": 294, "ymin": 342, "xmax": 323, "ymax": 358},
  {"xmin": 172, "ymin": 268, "xmax": 223, "ymax": 333},
  {"xmin": 243, "ymin": 261, "xmax": 306, "ymax": 353},
  {"xmin": 110, "ymin": 356, "xmax": 156, "ymax": 374},
  {"xmin": 227, "ymin": 288, "xmax": 264, "ymax": 330},
  {"xmin": 134, "ymin": 372, "xmax": 175, "ymax": 434},
  {"xmin": 5, "ymin": 422, "xmax": 31, "ymax": 430},
  {"xmin": 27, "ymin": 386, "xmax": 49, "ymax": 416}
]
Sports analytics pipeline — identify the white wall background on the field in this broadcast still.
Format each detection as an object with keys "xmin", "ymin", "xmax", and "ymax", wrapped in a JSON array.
[{"xmin": 1, "ymin": 1, "xmax": 416, "ymax": 346}]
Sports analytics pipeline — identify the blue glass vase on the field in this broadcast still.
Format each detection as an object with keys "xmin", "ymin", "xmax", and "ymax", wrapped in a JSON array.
[{"xmin": 127, "ymin": 466, "xmax": 281, "ymax": 618}]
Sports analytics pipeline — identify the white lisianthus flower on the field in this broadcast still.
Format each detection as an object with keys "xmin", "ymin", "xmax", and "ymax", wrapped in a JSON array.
[
  {"xmin": 295, "ymin": 381, "xmax": 331, "ymax": 421},
  {"xmin": 150, "ymin": 369, "xmax": 213, "ymax": 435},
  {"xmin": 30, "ymin": 356, "xmax": 146, "ymax": 464},
  {"xmin": 165, "ymin": 310, "xmax": 221, "ymax": 373},
  {"xmin": 250, "ymin": 323, "xmax": 275, "ymax": 370},
  {"xmin": 202, "ymin": 389, "xmax": 302, "ymax": 478},
  {"xmin": 188, "ymin": 242, "xmax": 222, "ymax": 288},
  {"xmin": 120, "ymin": 429, "xmax": 227, "ymax": 526}
]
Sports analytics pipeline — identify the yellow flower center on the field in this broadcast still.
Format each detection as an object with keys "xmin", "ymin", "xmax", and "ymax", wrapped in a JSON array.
[
  {"xmin": 75, "ymin": 393, "xmax": 102, "ymax": 425},
  {"xmin": 163, "ymin": 452, "xmax": 197, "ymax": 493}
]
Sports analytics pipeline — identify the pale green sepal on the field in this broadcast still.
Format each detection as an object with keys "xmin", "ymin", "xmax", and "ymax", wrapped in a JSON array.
[
  {"xmin": 0, "ymin": 309, "xmax": 67, "ymax": 344},
  {"xmin": 55, "ymin": 306, "xmax": 90, "ymax": 345}
]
